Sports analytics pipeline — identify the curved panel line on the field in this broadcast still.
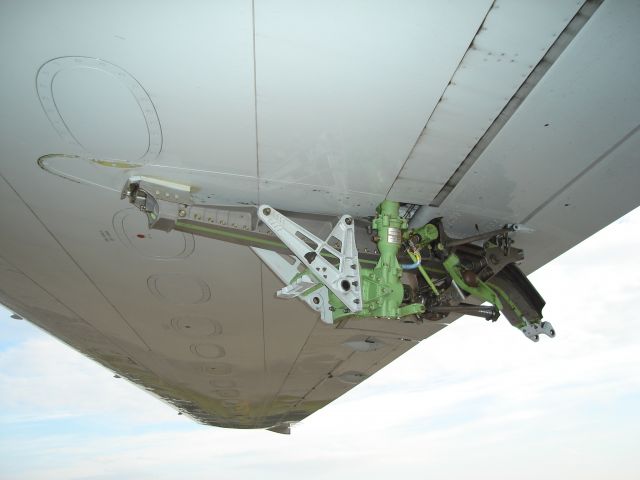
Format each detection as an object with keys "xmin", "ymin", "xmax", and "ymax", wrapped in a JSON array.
[
  {"xmin": 112, "ymin": 207, "xmax": 195, "ymax": 261},
  {"xmin": 190, "ymin": 343, "xmax": 226, "ymax": 359},
  {"xmin": 37, "ymin": 154, "xmax": 124, "ymax": 192},
  {"xmin": 36, "ymin": 56, "xmax": 163, "ymax": 163},
  {"xmin": 147, "ymin": 273, "xmax": 212, "ymax": 305}
]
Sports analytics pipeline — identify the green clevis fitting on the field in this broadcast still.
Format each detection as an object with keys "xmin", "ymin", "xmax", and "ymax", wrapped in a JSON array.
[{"xmin": 407, "ymin": 223, "xmax": 439, "ymax": 248}]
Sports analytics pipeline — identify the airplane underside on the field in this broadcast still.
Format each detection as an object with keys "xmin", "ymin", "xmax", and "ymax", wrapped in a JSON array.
[{"xmin": 1, "ymin": 0, "xmax": 639, "ymax": 433}]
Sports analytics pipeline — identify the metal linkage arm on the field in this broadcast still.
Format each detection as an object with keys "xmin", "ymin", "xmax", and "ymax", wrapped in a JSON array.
[
  {"xmin": 442, "ymin": 252, "xmax": 555, "ymax": 342},
  {"xmin": 257, "ymin": 205, "xmax": 363, "ymax": 314},
  {"xmin": 251, "ymin": 248, "xmax": 333, "ymax": 323}
]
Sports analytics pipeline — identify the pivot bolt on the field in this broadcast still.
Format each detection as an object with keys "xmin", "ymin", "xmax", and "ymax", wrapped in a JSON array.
[
  {"xmin": 263, "ymin": 207, "xmax": 271, "ymax": 216},
  {"xmin": 462, "ymin": 270, "xmax": 479, "ymax": 287}
]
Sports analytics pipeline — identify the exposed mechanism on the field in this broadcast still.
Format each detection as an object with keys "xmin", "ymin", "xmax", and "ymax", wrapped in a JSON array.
[{"xmin": 122, "ymin": 177, "xmax": 554, "ymax": 342}]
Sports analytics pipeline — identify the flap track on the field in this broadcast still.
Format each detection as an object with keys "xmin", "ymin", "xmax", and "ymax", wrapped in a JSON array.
[{"xmin": 122, "ymin": 177, "xmax": 554, "ymax": 342}]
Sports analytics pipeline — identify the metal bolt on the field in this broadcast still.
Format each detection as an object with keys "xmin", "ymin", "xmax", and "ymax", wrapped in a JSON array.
[
  {"xmin": 263, "ymin": 207, "xmax": 271, "ymax": 216},
  {"xmin": 462, "ymin": 270, "xmax": 479, "ymax": 287},
  {"xmin": 353, "ymin": 299, "xmax": 360, "ymax": 304},
  {"xmin": 345, "ymin": 217, "xmax": 352, "ymax": 225},
  {"xmin": 312, "ymin": 297, "xmax": 320, "ymax": 304},
  {"xmin": 178, "ymin": 209, "xmax": 186, "ymax": 217}
]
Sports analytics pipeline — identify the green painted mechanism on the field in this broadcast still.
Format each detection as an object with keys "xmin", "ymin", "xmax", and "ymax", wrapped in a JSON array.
[
  {"xmin": 313, "ymin": 201, "xmax": 527, "ymax": 326},
  {"xmin": 319, "ymin": 200, "xmax": 425, "ymax": 321},
  {"xmin": 442, "ymin": 253, "xmax": 531, "ymax": 328},
  {"xmin": 406, "ymin": 222, "xmax": 439, "ymax": 249},
  {"xmin": 442, "ymin": 253, "xmax": 503, "ymax": 310},
  {"xmin": 171, "ymin": 196, "xmax": 528, "ymax": 326}
]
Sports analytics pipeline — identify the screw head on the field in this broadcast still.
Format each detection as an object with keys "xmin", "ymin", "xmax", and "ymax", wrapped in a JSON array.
[
  {"xmin": 345, "ymin": 217, "xmax": 352, "ymax": 225},
  {"xmin": 263, "ymin": 207, "xmax": 271, "ymax": 216},
  {"xmin": 178, "ymin": 209, "xmax": 186, "ymax": 217}
]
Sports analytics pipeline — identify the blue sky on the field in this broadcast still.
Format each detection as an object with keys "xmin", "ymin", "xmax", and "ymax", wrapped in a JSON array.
[{"xmin": 1, "ymin": 208, "xmax": 640, "ymax": 480}]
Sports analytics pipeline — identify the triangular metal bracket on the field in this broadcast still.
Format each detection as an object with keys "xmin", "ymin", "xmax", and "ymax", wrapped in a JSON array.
[{"xmin": 256, "ymin": 205, "xmax": 362, "ymax": 314}]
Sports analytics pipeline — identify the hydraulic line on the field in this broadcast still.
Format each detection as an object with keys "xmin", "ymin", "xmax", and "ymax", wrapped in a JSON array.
[{"xmin": 407, "ymin": 250, "xmax": 439, "ymax": 296}]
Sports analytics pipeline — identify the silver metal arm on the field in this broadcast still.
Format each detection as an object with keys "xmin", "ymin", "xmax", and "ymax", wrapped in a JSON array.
[
  {"xmin": 257, "ymin": 205, "xmax": 363, "ymax": 314},
  {"xmin": 251, "ymin": 248, "xmax": 333, "ymax": 324}
]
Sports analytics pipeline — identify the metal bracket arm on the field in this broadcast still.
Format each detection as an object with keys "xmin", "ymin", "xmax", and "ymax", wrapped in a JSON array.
[
  {"xmin": 251, "ymin": 248, "xmax": 333, "ymax": 323},
  {"xmin": 257, "ymin": 205, "xmax": 363, "ymax": 313}
]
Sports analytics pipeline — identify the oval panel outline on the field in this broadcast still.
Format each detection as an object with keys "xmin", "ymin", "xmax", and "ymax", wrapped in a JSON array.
[
  {"xmin": 210, "ymin": 378, "xmax": 236, "ymax": 389},
  {"xmin": 189, "ymin": 343, "xmax": 226, "ymax": 359},
  {"xmin": 147, "ymin": 273, "xmax": 212, "ymax": 305},
  {"xmin": 36, "ymin": 56, "xmax": 163, "ymax": 162},
  {"xmin": 200, "ymin": 363, "xmax": 232, "ymax": 376},
  {"xmin": 112, "ymin": 207, "xmax": 195, "ymax": 260},
  {"xmin": 170, "ymin": 316, "xmax": 222, "ymax": 337},
  {"xmin": 215, "ymin": 389, "xmax": 239, "ymax": 398}
]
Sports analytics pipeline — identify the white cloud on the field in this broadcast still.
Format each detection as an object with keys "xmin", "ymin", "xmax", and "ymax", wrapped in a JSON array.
[{"xmin": 0, "ymin": 336, "xmax": 181, "ymax": 425}]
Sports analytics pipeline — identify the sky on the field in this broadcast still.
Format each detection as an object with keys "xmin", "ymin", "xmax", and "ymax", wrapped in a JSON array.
[{"xmin": 1, "ymin": 208, "xmax": 640, "ymax": 480}]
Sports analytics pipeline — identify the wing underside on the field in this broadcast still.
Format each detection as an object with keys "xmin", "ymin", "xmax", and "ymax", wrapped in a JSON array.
[{"xmin": 0, "ymin": 0, "xmax": 639, "ymax": 430}]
